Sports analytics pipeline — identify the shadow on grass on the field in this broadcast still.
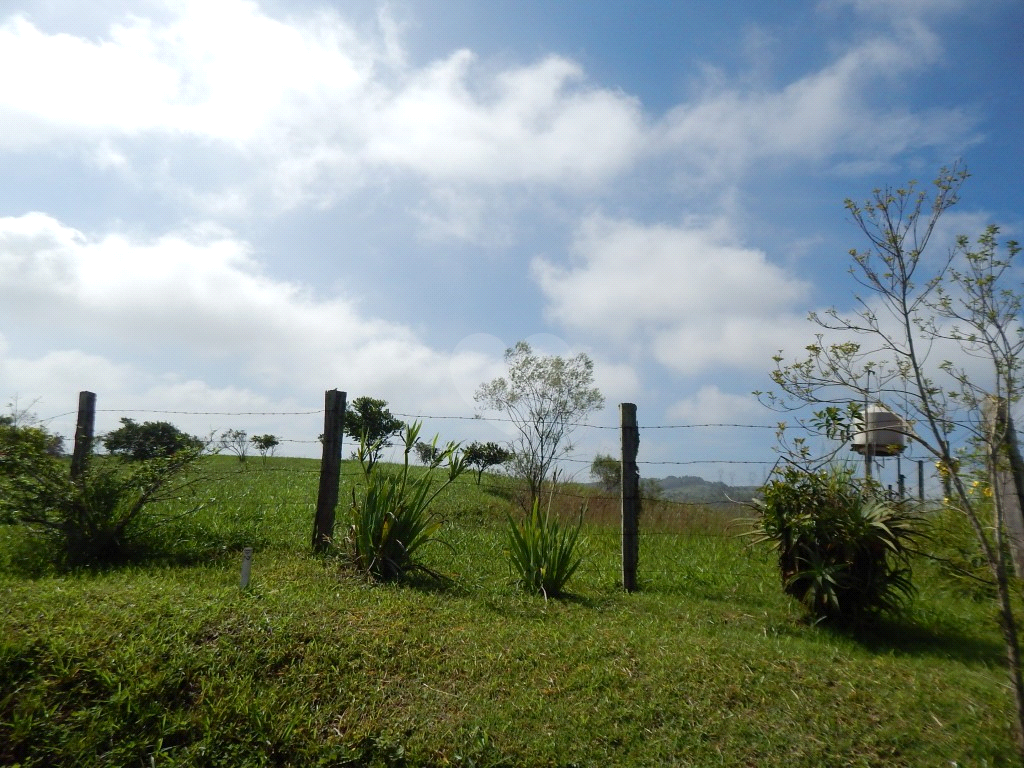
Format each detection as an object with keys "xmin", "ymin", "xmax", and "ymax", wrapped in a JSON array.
[
  {"xmin": 0, "ymin": 521, "xmax": 263, "ymax": 578},
  {"xmin": 398, "ymin": 568, "xmax": 472, "ymax": 597},
  {"xmin": 819, "ymin": 613, "xmax": 1005, "ymax": 667}
]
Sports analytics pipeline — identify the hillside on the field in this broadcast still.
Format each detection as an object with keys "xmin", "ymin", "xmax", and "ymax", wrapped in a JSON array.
[{"xmin": 653, "ymin": 474, "xmax": 760, "ymax": 503}]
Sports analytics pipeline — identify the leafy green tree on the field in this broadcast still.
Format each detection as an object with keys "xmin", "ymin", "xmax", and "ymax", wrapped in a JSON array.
[
  {"xmin": 344, "ymin": 397, "xmax": 405, "ymax": 462},
  {"xmin": 591, "ymin": 453, "xmax": 620, "ymax": 491},
  {"xmin": 251, "ymin": 434, "xmax": 279, "ymax": 463},
  {"xmin": 0, "ymin": 416, "xmax": 63, "ymax": 457},
  {"xmin": 760, "ymin": 164, "xmax": 1024, "ymax": 757},
  {"xmin": 475, "ymin": 341, "xmax": 604, "ymax": 501},
  {"xmin": 103, "ymin": 418, "xmax": 201, "ymax": 461},
  {"xmin": 0, "ymin": 423, "xmax": 68, "ymax": 525},
  {"xmin": 464, "ymin": 441, "xmax": 513, "ymax": 484}
]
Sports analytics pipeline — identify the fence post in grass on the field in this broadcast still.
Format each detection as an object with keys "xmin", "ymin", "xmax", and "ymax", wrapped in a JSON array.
[
  {"xmin": 985, "ymin": 397, "xmax": 1024, "ymax": 577},
  {"xmin": 621, "ymin": 402, "xmax": 640, "ymax": 592},
  {"xmin": 312, "ymin": 389, "xmax": 347, "ymax": 553},
  {"xmin": 70, "ymin": 391, "xmax": 96, "ymax": 482}
]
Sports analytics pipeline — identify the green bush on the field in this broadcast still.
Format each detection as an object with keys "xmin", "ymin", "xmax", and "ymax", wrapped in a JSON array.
[
  {"xmin": 342, "ymin": 422, "xmax": 466, "ymax": 581},
  {"xmin": 0, "ymin": 423, "xmax": 70, "ymax": 525},
  {"xmin": 750, "ymin": 465, "xmax": 922, "ymax": 620},
  {"xmin": 506, "ymin": 496, "xmax": 585, "ymax": 598},
  {"xmin": 1, "ymin": 421, "xmax": 204, "ymax": 567}
]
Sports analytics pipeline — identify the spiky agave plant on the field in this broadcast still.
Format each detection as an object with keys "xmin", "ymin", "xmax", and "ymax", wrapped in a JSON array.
[
  {"xmin": 344, "ymin": 422, "xmax": 466, "ymax": 581},
  {"xmin": 506, "ymin": 495, "xmax": 585, "ymax": 598}
]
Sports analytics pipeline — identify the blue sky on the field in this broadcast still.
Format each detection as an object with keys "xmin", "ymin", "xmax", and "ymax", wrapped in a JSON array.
[{"xmin": 1, "ymin": 0, "xmax": 1021, "ymax": 485}]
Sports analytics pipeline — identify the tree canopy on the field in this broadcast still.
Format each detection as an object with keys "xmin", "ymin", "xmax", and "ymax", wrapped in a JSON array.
[
  {"xmin": 344, "ymin": 397, "xmax": 405, "ymax": 462},
  {"xmin": 103, "ymin": 418, "xmax": 201, "ymax": 461}
]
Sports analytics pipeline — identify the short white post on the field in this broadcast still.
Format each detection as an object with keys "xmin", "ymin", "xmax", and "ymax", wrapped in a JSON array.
[{"xmin": 240, "ymin": 547, "xmax": 254, "ymax": 589}]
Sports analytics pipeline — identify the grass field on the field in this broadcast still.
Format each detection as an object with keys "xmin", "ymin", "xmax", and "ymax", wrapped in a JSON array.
[{"xmin": 0, "ymin": 456, "xmax": 1019, "ymax": 766}]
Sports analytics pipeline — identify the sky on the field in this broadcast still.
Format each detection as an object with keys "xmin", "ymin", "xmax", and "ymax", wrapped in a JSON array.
[{"xmin": 1, "ymin": 0, "xmax": 1021, "ymax": 487}]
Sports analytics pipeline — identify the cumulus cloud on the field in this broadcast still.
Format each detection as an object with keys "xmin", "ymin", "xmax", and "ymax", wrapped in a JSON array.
[
  {"xmin": 532, "ymin": 215, "xmax": 812, "ymax": 375},
  {"xmin": 0, "ymin": 212, "xmax": 501, "ymax": 420},
  {"xmin": 0, "ymin": 1, "xmax": 646, "ymax": 212},
  {"xmin": 364, "ymin": 52, "xmax": 645, "ymax": 184},
  {"xmin": 658, "ymin": 9, "xmax": 974, "ymax": 181},
  {"xmin": 0, "ymin": 0, "xmax": 975, "ymax": 219}
]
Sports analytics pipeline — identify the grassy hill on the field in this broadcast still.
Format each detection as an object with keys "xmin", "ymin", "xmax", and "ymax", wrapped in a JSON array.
[
  {"xmin": 654, "ymin": 474, "xmax": 760, "ymax": 504},
  {"xmin": 0, "ymin": 456, "xmax": 1017, "ymax": 766}
]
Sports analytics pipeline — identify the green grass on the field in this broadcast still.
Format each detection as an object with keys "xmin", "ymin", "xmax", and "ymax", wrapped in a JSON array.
[{"xmin": 0, "ymin": 456, "xmax": 1019, "ymax": 766}]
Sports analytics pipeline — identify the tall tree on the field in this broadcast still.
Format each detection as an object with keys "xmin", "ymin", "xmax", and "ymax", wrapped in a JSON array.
[
  {"xmin": 475, "ymin": 341, "xmax": 604, "ymax": 501},
  {"xmin": 761, "ymin": 164, "xmax": 1024, "ymax": 759}
]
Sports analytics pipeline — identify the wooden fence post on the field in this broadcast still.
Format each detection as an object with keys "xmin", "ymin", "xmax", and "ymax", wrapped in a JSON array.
[
  {"xmin": 70, "ymin": 391, "xmax": 96, "ymax": 481},
  {"xmin": 312, "ymin": 389, "xmax": 346, "ymax": 553},
  {"xmin": 621, "ymin": 402, "xmax": 639, "ymax": 592},
  {"xmin": 986, "ymin": 397, "xmax": 1024, "ymax": 577}
]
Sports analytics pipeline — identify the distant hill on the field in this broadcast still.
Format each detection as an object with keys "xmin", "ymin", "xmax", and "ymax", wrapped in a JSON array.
[
  {"xmin": 582, "ymin": 474, "xmax": 761, "ymax": 504},
  {"xmin": 652, "ymin": 475, "xmax": 760, "ymax": 504}
]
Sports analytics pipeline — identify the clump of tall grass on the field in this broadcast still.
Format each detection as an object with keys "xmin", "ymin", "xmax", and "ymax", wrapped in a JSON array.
[
  {"xmin": 341, "ymin": 422, "xmax": 467, "ymax": 581},
  {"xmin": 506, "ymin": 495, "xmax": 585, "ymax": 598}
]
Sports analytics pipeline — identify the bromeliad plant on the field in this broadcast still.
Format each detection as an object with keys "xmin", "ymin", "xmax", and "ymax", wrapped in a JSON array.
[
  {"xmin": 343, "ymin": 421, "xmax": 467, "ymax": 581},
  {"xmin": 750, "ymin": 464, "xmax": 922, "ymax": 620},
  {"xmin": 506, "ymin": 495, "xmax": 585, "ymax": 598}
]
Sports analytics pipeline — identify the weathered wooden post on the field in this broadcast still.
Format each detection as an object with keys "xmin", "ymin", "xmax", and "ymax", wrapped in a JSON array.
[
  {"xmin": 70, "ymin": 391, "xmax": 96, "ymax": 481},
  {"xmin": 621, "ymin": 403, "xmax": 639, "ymax": 592},
  {"xmin": 312, "ymin": 389, "xmax": 346, "ymax": 553},
  {"xmin": 986, "ymin": 397, "xmax": 1024, "ymax": 577}
]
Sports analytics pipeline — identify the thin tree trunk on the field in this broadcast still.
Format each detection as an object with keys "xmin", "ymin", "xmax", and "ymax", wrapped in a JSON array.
[{"xmin": 994, "ymin": 559, "xmax": 1024, "ymax": 764}]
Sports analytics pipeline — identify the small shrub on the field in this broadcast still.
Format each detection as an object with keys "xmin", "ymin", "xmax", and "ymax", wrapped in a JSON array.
[
  {"xmin": 464, "ymin": 441, "xmax": 513, "ymax": 484},
  {"xmin": 251, "ymin": 434, "xmax": 280, "ymax": 463},
  {"xmin": 2, "ymin": 421, "xmax": 205, "ymax": 567},
  {"xmin": 342, "ymin": 422, "xmax": 466, "ymax": 581},
  {"xmin": 219, "ymin": 429, "xmax": 249, "ymax": 462},
  {"xmin": 506, "ymin": 496, "xmax": 585, "ymax": 598},
  {"xmin": 750, "ymin": 464, "xmax": 922, "ymax": 620}
]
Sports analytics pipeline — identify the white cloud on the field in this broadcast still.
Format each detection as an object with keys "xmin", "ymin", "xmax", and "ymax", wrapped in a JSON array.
[
  {"xmin": 0, "ymin": 2, "xmax": 646, "ymax": 212},
  {"xmin": 532, "ymin": 215, "xmax": 812, "ymax": 374},
  {"xmin": 0, "ymin": 0, "xmax": 979, "ymax": 226},
  {"xmin": 667, "ymin": 384, "xmax": 769, "ymax": 424},
  {"xmin": 365, "ymin": 52, "xmax": 646, "ymax": 184},
  {"xmin": 658, "ymin": 15, "xmax": 973, "ymax": 180},
  {"xmin": 0, "ymin": 213, "xmax": 505, "ymax": 424}
]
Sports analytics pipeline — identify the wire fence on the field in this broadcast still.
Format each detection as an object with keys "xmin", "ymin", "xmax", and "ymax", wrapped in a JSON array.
[
  {"xmin": 18, "ymin": 391, "xmax": 943, "ymax": 582},
  {"xmin": 32, "ymin": 392, "xmax": 936, "ymax": 495}
]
